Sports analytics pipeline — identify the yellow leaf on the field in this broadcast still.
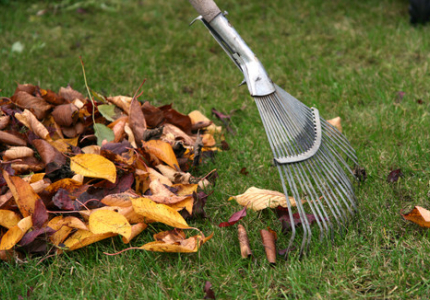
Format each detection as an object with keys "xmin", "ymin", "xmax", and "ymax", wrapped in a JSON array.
[
  {"xmin": 0, "ymin": 210, "xmax": 21, "ymax": 229},
  {"xmin": 14, "ymin": 109, "xmax": 51, "ymax": 140},
  {"xmin": 122, "ymin": 223, "xmax": 148, "ymax": 243},
  {"xmin": 402, "ymin": 206, "xmax": 430, "ymax": 228},
  {"xmin": 89, "ymin": 210, "xmax": 132, "ymax": 240},
  {"xmin": 142, "ymin": 140, "xmax": 179, "ymax": 169},
  {"xmin": 0, "ymin": 216, "xmax": 32, "ymax": 250},
  {"xmin": 3, "ymin": 170, "xmax": 40, "ymax": 217},
  {"xmin": 63, "ymin": 229, "xmax": 117, "ymax": 251},
  {"xmin": 141, "ymin": 231, "xmax": 213, "ymax": 253},
  {"xmin": 168, "ymin": 197, "xmax": 194, "ymax": 214},
  {"xmin": 131, "ymin": 197, "xmax": 189, "ymax": 229},
  {"xmin": 48, "ymin": 216, "xmax": 74, "ymax": 246},
  {"xmin": 101, "ymin": 193, "xmax": 134, "ymax": 207},
  {"xmin": 70, "ymin": 153, "xmax": 117, "ymax": 183},
  {"xmin": 230, "ymin": 187, "xmax": 299, "ymax": 211},
  {"xmin": 45, "ymin": 178, "xmax": 83, "ymax": 194},
  {"xmin": 172, "ymin": 184, "xmax": 198, "ymax": 196}
]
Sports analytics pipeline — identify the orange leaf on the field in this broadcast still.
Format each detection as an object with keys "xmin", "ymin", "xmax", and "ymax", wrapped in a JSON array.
[
  {"xmin": 0, "ymin": 216, "xmax": 32, "ymax": 250},
  {"xmin": 402, "ymin": 206, "xmax": 430, "ymax": 228},
  {"xmin": 141, "ymin": 230, "xmax": 213, "ymax": 253},
  {"xmin": 3, "ymin": 170, "xmax": 40, "ymax": 217},
  {"xmin": 142, "ymin": 140, "xmax": 179, "ymax": 169},
  {"xmin": 0, "ymin": 210, "xmax": 21, "ymax": 229},
  {"xmin": 131, "ymin": 197, "xmax": 189, "ymax": 229},
  {"xmin": 70, "ymin": 153, "xmax": 117, "ymax": 183},
  {"xmin": 88, "ymin": 210, "xmax": 132, "ymax": 240},
  {"xmin": 63, "ymin": 229, "xmax": 117, "ymax": 251}
]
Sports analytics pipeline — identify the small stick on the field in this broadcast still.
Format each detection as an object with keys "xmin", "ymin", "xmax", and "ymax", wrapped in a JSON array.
[
  {"xmin": 260, "ymin": 229, "xmax": 276, "ymax": 265},
  {"xmin": 237, "ymin": 224, "xmax": 252, "ymax": 258}
]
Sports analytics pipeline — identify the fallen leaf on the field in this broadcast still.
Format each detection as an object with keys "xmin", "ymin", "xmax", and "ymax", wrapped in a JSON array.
[
  {"xmin": 122, "ymin": 222, "xmax": 148, "ymax": 243},
  {"xmin": 219, "ymin": 206, "xmax": 247, "ymax": 227},
  {"xmin": 70, "ymin": 153, "xmax": 117, "ymax": 183},
  {"xmin": 2, "ymin": 146, "xmax": 34, "ymax": 161},
  {"xmin": 260, "ymin": 229, "xmax": 276, "ymax": 264},
  {"xmin": 237, "ymin": 224, "xmax": 252, "ymax": 258},
  {"xmin": 131, "ymin": 197, "xmax": 190, "ymax": 228},
  {"xmin": 387, "ymin": 169, "xmax": 403, "ymax": 183},
  {"xmin": 63, "ymin": 229, "xmax": 117, "ymax": 251},
  {"xmin": 0, "ymin": 210, "xmax": 21, "ymax": 229},
  {"xmin": 203, "ymin": 281, "xmax": 216, "ymax": 299},
  {"xmin": 11, "ymin": 91, "xmax": 51, "ymax": 120},
  {"xmin": 94, "ymin": 123, "xmax": 115, "ymax": 146},
  {"xmin": 229, "ymin": 187, "xmax": 298, "ymax": 211},
  {"xmin": 142, "ymin": 140, "xmax": 179, "ymax": 169},
  {"xmin": 3, "ymin": 170, "xmax": 40, "ymax": 217},
  {"xmin": 0, "ymin": 216, "xmax": 32, "ymax": 250},
  {"xmin": 141, "ymin": 230, "xmax": 213, "ymax": 253},
  {"xmin": 89, "ymin": 209, "xmax": 132, "ymax": 240},
  {"xmin": 402, "ymin": 206, "xmax": 430, "ymax": 228}
]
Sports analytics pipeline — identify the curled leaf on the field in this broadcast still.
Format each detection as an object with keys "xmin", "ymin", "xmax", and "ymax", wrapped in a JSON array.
[{"xmin": 230, "ymin": 187, "xmax": 299, "ymax": 211}]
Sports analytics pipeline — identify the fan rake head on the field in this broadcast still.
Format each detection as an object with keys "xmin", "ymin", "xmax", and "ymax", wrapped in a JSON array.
[{"xmin": 254, "ymin": 85, "xmax": 359, "ymax": 256}]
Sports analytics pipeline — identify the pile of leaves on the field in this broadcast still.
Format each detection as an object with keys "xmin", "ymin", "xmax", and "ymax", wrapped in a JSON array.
[{"xmin": 0, "ymin": 82, "xmax": 220, "ymax": 262}]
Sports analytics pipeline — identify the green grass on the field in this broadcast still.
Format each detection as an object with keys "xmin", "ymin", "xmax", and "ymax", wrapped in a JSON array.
[{"xmin": 1, "ymin": 0, "xmax": 430, "ymax": 298}]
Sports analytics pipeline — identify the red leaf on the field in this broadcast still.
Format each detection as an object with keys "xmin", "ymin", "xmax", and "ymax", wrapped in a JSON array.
[
  {"xmin": 218, "ymin": 206, "xmax": 247, "ymax": 227},
  {"xmin": 279, "ymin": 212, "xmax": 317, "ymax": 232},
  {"xmin": 387, "ymin": 169, "xmax": 403, "ymax": 183},
  {"xmin": 53, "ymin": 188, "xmax": 75, "ymax": 211},
  {"xmin": 32, "ymin": 199, "xmax": 48, "ymax": 229},
  {"xmin": 203, "ymin": 281, "xmax": 216, "ymax": 299}
]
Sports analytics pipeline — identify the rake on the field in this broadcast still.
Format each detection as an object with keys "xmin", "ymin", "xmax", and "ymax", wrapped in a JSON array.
[{"xmin": 188, "ymin": 0, "xmax": 359, "ymax": 256}]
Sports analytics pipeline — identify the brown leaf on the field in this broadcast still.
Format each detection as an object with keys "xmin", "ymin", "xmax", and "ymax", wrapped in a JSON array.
[
  {"xmin": 237, "ymin": 224, "xmax": 252, "ymax": 258},
  {"xmin": 40, "ymin": 88, "xmax": 68, "ymax": 105},
  {"xmin": 129, "ymin": 98, "xmax": 146, "ymax": 147},
  {"xmin": 52, "ymin": 103, "xmax": 79, "ymax": 127},
  {"xmin": 15, "ymin": 83, "xmax": 37, "ymax": 95},
  {"xmin": 32, "ymin": 199, "xmax": 48, "ymax": 229},
  {"xmin": 15, "ymin": 109, "xmax": 51, "ymax": 140},
  {"xmin": 162, "ymin": 123, "xmax": 195, "ymax": 146},
  {"xmin": 402, "ymin": 206, "xmax": 430, "ymax": 228},
  {"xmin": 58, "ymin": 86, "xmax": 84, "ymax": 101},
  {"xmin": 142, "ymin": 101, "xmax": 164, "ymax": 128},
  {"xmin": 0, "ymin": 131, "xmax": 27, "ymax": 146},
  {"xmin": 106, "ymin": 95, "xmax": 132, "ymax": 113},
  {"xmin": 11, "ymin": 91, "xmax": 52, "ymax": 120},
  {"xmin": 2, "ymin": 146, "xmax": 34, "ymax": 161},
  {"xmin": 159, "ymin": 104, "xmax": 192, "ymax": 135},
  {"xmin": 260, "ymin": 229, "xmax": 276, "ymax": 264},
  {"xmin": 0, "ymin": 115, "xmax": 10, "ymax": 130}
]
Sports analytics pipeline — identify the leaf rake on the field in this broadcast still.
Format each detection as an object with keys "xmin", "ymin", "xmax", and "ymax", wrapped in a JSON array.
[{"xmin": 188, "ymin": 0, "xmax": 359, "ymax": 256}]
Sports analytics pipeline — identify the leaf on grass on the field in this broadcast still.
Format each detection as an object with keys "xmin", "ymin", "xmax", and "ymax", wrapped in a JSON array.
[
  {"xmin": 402, "ymin": 206, "xmax": 430, "ymax": 228},
  {"xmin": 279, "ymin": 211, "xmax": 317, "ymax": 232},
  {"xmin": 3, "ymin": 170, "xmax": 40, "ymax": 217},
  {"xmin": 0, "ymin": 216, "xmax": 32, "ymax": 250},
  {"xmin": 203, "ymin": 281, "xmax": 216, "ymax": 300},
  {"xmin": 131, "ymin": 197, "xmax": 189, "ymax": 229},
  {"xmin": 219, "ymin": 206, "xmax": 247, "ymax": 227},
  {"xmin": 327, "ymin": 117, "xmax": 342, "ymax": 133},
  {"xmin": 63, "ymin": 229, "xmax": 117, "ymax": 251},
  {"xmin": 229, "ymin": 187, "xmax": 298, "ymax": 211},
  {"xmin": 387, "ymin": 169, "xmax": 403, "ymax": 183},
  {"xmin": 0, "ymin": 210, "xmax": 21, "ymax": 229},
  {"xmin": 70, "ymin": 153, "xmax": 117, "ymax": 183},
  {"xmin": 141, "ymin": 229, "xmax": 213, "ymax": 253},
  {"xmin": 94, "ymin": 123, "xmax": 115, "ymax": 146},
  {"xmin": 142, "ymin": 140, "xmax": 179, "ymax": 169},
  {"xmin": 88, "ymin": 209, "xmax": 132, "ymax": 240}
]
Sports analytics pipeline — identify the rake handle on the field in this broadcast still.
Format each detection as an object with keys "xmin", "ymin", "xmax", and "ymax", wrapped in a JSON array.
[{"xmin": 188, "ymin": 0, "xmax": 222, "ymax": 22}]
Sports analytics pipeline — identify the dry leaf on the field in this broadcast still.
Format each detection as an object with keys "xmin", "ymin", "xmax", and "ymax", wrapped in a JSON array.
[
  {"xmin": 63, "ymin": 229, "xmax": 117, "ymax": 251},
  {"xmin": 3, "ymin": 170, "xmax": 40, "ymax": 217},
  {"xmin": 238, "ymin": 224, "xmax": 252, "ymax": 258},
  {"xmin": 2, "ymin": 146, "xmax": 34, "ymax": 161},
  {"xmin": 0, "ymin": 216, "xmax": 32, "ymax": 250},
  {"xmin": 131, "ymin": 197, "xmax": 190, "ymax": 228},
  {"xmin": 402, "ymin": 206, "xmax": 430, "ymax": 228},
  {"xmin": 229, "ymin": 187, "xmax": 298, "ymax": 211},
  {"xmin": 0, "ymin": 210, "xmax": 21, "ymax": 229},
  {"xmin": 70, "ymin": 153, "xmax": 117, "ymax": 183},
  {"xmin": 327, "ymin": 117, "xmax": 342, "ymax": 133},
  {"xmin": 260, "ymin": 229, "xmax": 276, "ymax": 264},
  {"xmin": 122, "ymin": 223, "xmax": 148, "ymax": 243},
  {"xmin": 142, "ymin": 140, "xmax": 179, "ymax": 169},
  {"xmin": 15, "ymin": 109, "xmax": 51, "ymax": 140},
  {"xmin": 141, "ymin": 230, "xmax": 213, "ymax": 253},
  {"xmin": 89, "ymin": 210, "xmax": 132, "ymax": 240}
]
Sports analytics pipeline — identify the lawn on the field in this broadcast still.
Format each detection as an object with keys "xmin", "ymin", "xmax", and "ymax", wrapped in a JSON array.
[{"xmin": 1, "ymin": 0, "xmax": 430, "ymax": 299}]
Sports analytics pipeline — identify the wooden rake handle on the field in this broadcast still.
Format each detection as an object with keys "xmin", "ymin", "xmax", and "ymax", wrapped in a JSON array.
[{"xmin": 188, "ymin": 0, "xmax": 222, "ymax": 22}]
